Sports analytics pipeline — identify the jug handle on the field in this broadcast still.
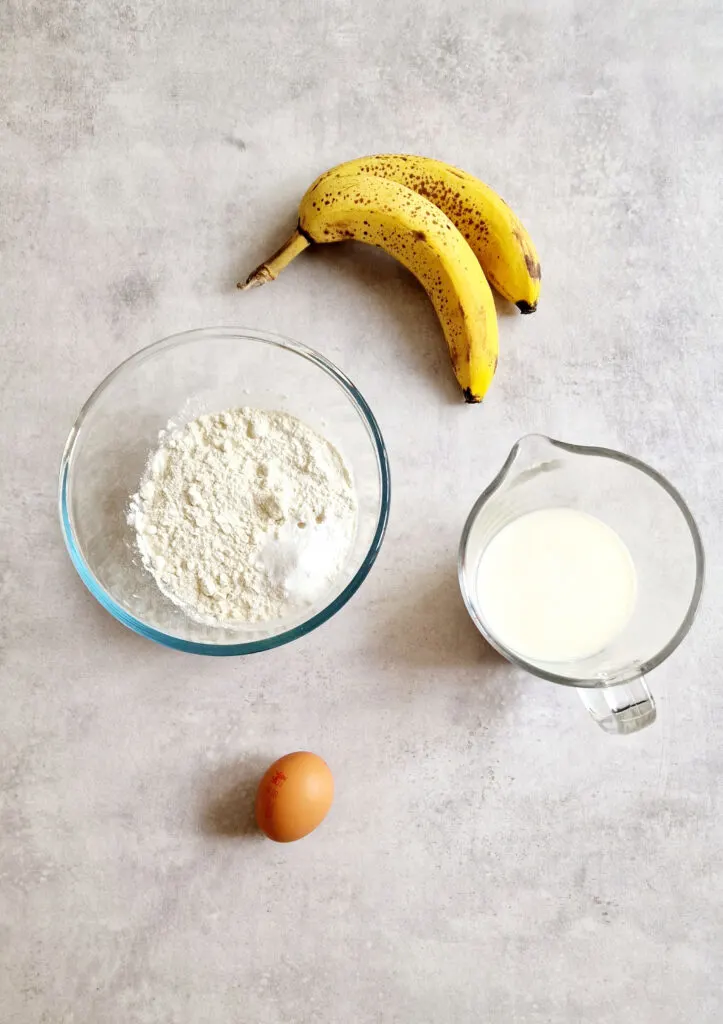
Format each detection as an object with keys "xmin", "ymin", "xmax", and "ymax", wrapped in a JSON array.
[{"xmin": 577, "ymin": 675, "xmax": 656, "ymax": 735}]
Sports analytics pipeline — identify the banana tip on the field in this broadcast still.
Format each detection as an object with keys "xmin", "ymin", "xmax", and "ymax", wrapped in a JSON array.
[
  {"xmin": 516, "ymin": 300, "xmax": 537, "ymax": 314},
  {"xmin": 463, "ymin": 388, "xmax": 483, "ymax": 404}
]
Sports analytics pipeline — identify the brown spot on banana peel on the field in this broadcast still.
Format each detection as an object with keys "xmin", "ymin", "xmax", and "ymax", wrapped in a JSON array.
[
  {"xmin": 511, "ymin": 227, "xmax": 541, "ymax": 281},
  {"xmin": 524, "ymin": 253, "xmax": 541, "ymax": 280}
]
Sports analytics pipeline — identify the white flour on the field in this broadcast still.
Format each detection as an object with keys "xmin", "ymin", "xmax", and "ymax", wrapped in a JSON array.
[{"xmin": 128, "ymin": 407, "xmax": 358, "ymax": 626}]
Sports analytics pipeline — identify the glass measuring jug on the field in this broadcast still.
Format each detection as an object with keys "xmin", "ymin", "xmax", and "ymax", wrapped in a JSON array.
[{"xmin": 458, "ymin": 435, "xmax": 705, "ymax": 735}]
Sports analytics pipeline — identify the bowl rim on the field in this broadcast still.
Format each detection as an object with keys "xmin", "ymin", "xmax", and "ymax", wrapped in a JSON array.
[{"xmin": 59, "ymin": 325, "xmax": 391, "ymax": 655}]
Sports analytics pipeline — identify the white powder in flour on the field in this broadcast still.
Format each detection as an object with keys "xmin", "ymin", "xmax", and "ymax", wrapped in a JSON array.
[{"xmin": 128, "ymin": 407, "xmax": 358, "ymax": 626}]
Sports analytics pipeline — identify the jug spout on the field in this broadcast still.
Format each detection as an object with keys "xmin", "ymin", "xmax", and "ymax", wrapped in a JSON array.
[
  {"xmin": 500, "ymin": 434, "xmax": 566, "ymax": 489},
  {"xmin": 512, "ymin": 433, "xmax": 558, "ymax": 463}
]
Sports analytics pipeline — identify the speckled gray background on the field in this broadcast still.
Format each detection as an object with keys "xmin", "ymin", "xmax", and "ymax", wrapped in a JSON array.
[{"xmin": 1, "ymin": 1, "xmax": 721, "ymax": 1021}]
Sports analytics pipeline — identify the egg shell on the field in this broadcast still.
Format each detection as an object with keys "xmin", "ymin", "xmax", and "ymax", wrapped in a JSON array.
[{"xmin": 255, "ymin": 751, "xmax": 334, "ymax": 843}]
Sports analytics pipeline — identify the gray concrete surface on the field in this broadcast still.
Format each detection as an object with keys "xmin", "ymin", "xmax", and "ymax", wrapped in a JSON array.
[{"xmin": 1, "ymin": 2, "xmax": 721, "ymax": 1021}]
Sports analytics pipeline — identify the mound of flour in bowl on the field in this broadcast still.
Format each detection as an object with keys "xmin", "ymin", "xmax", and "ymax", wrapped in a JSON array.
[{"xmin": 128, "ymin": 407, "xmax": 358, "ymax": 626}]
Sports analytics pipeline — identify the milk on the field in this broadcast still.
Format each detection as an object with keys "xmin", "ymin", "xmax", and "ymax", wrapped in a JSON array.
[{"xmin": 474, "ymin": 507, "xmax": 637, "ymax": 663}]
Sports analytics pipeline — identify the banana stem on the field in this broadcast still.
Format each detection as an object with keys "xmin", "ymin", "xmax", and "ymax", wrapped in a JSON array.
[{"xmin": 238, "ymin": 228, "xmax": 311, "ymax": 289}]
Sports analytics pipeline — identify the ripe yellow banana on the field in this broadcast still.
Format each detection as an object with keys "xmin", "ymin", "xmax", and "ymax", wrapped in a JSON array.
[
  {"xmin": 313, "ymin": 155, "xmax": 541, "ymax": 312},
  {"xmin": 241, "ymin": 173, "xmax": 498, "ymax": 402}
]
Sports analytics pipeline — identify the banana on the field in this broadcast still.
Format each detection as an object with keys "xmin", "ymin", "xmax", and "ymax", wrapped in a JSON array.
[
  {"xmin": 312, "ymin": 155, "xmax": 541, "ymax": 312},
  {"xmin": 241, "ymin": 172, "xmax": 498, "ymax": 402}
]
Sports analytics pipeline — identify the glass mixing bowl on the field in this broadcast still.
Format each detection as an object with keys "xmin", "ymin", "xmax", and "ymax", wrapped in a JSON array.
[{"xmin": 59, "ymin": 327, "xmax": 391, "ymax": 655}]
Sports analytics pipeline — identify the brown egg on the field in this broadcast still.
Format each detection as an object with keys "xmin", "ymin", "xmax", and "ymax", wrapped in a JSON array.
[{"xmin": 255, "ymin": 751, "xmax": 334, "ymax": 843}]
